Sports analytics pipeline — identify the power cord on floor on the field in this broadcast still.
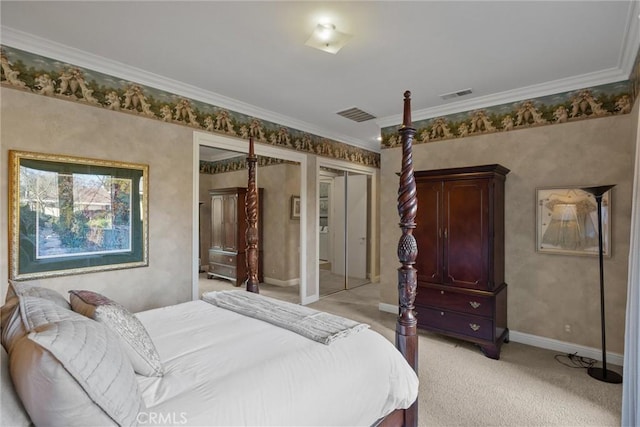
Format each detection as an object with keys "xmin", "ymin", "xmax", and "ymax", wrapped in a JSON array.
[{"xmin": 554, "ymin": 352, "xmax": 597, "ymax": 369}]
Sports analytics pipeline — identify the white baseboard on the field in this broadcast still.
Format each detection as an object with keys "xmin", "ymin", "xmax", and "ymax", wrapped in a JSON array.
[
  {"xmin": 508, "ymin": 330, "xmax": 624, "ymax": 366},
  {"xmin": 377, "ymin": 303, "xmax": 624, "ymax": 366},
  {"xmin": 264, "ymin": 277, "xmax": 299, "ymax": 287},
  {"xmin": 379, "ymin": 302, "xmax": 397, "ymax": 314}
]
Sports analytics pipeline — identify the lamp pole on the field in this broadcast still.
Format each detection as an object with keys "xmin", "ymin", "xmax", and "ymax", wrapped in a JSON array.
[{"xmin": 581, "ymin": 185, "xmax": 622, "ymax": 384}]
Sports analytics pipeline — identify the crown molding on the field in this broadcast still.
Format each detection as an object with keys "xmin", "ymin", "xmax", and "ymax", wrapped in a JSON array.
[
  {"xmin": 199, "ymin": 149, "xmax": 245, "ymax": 163},
  {"xmin": 378, "ymin": 5, "xmax": 639, "ymax": 130},
  {"xmin": 619, "ymin": 0, "xmax": 640, "ymax": 76},
  {"xmin": 0, "ymin": 27, "xmax": 375, "ymax": 152},
  {"xmin": 376, "ymin": 67, "xmax": 629, "ymax": 129},
  {"xmin": 376, "ymin": 3, "xmax": 640, "ymax": 129}
]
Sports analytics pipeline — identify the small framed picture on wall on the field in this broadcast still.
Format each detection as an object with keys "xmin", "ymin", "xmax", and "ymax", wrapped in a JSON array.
[
  {"xmin": 290, "ymin": 195, "xmax": 301, "ymax": 220},
  {"xmin": 536, "ymin": 186, "xmax": 612, "ymax": 257}
]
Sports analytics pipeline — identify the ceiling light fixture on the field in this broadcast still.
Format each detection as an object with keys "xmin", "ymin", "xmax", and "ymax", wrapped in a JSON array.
[{"xmin": 305, "ymin": 23, "xmax": 352, "ymax": 54}]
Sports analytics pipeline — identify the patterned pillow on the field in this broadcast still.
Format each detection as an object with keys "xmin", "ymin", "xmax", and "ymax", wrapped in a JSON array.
[{"xmin": 69, "ymin": 290, "xmax": 164, "ymax": 377}]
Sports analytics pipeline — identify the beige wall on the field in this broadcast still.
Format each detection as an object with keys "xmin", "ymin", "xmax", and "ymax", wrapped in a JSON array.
[
  {"xmin": 1, "ymin": 89, "xmax": 194, "ymax": 312},
  {"xmin": 199, "ymin": 162, "xmax": 301, "ymax": 283},
  {"xmin": 0, "ymin": 86, "xmax": 359, "ymax": 307},
  {"xmin": 380, "ymin": 114, "xmax": 636, "ymax": 353}
]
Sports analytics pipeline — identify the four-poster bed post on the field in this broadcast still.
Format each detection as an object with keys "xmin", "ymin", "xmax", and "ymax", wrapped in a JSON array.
[
  {"xmin": 245, "ymin": 137, "xmax": 260, "ymax": 294},
  {"xmin": 395, "ymin": 90, "xmax": 419, "ymax": 427},
  {"xmin": 243, "ymin": 92, "xmax": 419, "ymax": 426}
]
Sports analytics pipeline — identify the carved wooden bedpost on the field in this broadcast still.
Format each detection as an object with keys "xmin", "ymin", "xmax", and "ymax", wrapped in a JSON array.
[
  {"xmin": 245, "ymin": 137, "xmax": 260, "ymax": 294},
  {"xmin": 396, "ymin": 91, "xmax": 418, "ymax": 427}
]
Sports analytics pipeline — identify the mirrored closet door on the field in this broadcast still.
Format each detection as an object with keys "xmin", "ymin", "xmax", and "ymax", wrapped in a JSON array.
[{"xmin": 319, "ymin": 167, "xmax": 370, "ymax": 296}]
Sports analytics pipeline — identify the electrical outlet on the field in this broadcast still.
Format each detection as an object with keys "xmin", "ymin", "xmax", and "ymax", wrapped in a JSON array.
[{"xmin": 564, "ymin": 324, "xmax": 571, "ymax": 333}]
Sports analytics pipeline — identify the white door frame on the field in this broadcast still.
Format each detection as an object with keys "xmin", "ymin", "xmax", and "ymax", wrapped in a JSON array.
[
  {"xmin": 193, "ymin": 131, "xmax": 311, "ymax": 303},
  {"xmin": 316, "ymin": 158, "xmax": 378, "ymax": 291}
]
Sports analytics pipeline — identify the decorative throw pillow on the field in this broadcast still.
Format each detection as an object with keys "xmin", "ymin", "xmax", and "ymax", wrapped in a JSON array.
[
  {"xmin": 1, "ymin": 292, "xmax": 25, "ymax": 354},
  {"xmin": 1, "ymin": 280, "xmax": 71, "ymax": 354},
  {"xmin": 69, "ymin": 290, "xmax": 164, "ymax": 377},
  {"xmin": 10, "ymin": 295, "xmax": 143, "ymax": 426},
  {"xmin": 7, "ymin": 280, "xmax": 70, "ymax": 309}
]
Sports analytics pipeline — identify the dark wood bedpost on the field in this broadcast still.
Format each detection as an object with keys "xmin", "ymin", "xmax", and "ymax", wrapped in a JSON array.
[
  {"xmin": 245, "ymin": 137, "xmax": 260, "ymax": 294},
  {"xmin": 396, "ymin": 90, "xmax": 418, "ymax": 427}
]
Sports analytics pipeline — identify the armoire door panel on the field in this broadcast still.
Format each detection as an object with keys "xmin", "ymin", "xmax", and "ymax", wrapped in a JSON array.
[
  {"xmin": 415, "ymin": 181, "xmax": 443, "ymax": 283},
  {"xmin": 223, "ymin": 194, "xmax": 238, "ymax": 251},
  {"xmin": 210, "ymin": 195, "xmax": 224, "ymax": 250},
  {"xmin": 444, "ymin": 180, "xmax": 489, "ymax": 289}
]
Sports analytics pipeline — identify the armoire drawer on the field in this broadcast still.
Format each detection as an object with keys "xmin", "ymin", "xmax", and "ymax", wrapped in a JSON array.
[
  {"xmin": 208, "ymin": 262, "xmax": 236, "ymax": 279},
  {"xmin": 416, "ymin": 306, "xmax": 494, "ymax": 341},
  {"xmin": 209, "ymin": 251, "xmax": 237, "ymax": 266},
  {"xmin": 416, "ymin": 286, "xmax": 493, "ymax": 317}
]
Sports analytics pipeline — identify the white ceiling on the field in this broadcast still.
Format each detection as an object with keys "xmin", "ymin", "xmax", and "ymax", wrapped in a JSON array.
[{"xmin": 2, "ymin": 1, "xmax": 639, "ymax": 153}]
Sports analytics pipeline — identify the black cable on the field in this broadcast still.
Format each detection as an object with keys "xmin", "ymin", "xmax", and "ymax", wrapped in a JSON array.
[{"xmin": 554, "ymin": 352, "xmax": 597, "ymax": 369}]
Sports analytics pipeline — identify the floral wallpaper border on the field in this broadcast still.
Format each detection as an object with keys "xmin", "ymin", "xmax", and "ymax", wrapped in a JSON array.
[
  {"xmin": 381, "ymin": 80, "xmax": 634, "ymax": 148},
  {"xmin": 0, "ymin": 45, "xmax": 380, "ymax": 168},
  {"xmin": 200, "ymin": 156, "xmax": 291, "ymax": 175},
  {"xmin": 381, "ymin": 46, "xmax": 639, "ymax": 149},
  {"xmin": 3, "ymin": 44, "xmax": 638, "ymax": 157}
]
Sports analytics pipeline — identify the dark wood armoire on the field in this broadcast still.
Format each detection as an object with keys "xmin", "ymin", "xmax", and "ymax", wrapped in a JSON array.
[
  {"xmin": 207, "ymin": 187, "xmax": 263, "ymax": 286},
  {"xmin": 413, "ymin": 164, "xmax": 509, "ymax": 359}
]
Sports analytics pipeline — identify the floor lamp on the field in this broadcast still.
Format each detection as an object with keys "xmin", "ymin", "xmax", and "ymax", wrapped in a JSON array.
[{"xmin": 581, "ymin": 185, "xmax": 622, "ymax": 384}]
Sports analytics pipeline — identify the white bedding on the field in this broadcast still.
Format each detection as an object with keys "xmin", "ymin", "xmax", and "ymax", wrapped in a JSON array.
[{"xmin": 136, "ymin": 300, "xmax": 418, "ymax": 426}]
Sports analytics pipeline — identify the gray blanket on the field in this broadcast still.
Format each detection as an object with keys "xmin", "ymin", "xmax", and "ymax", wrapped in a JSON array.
[{"xmin": 202, "ymin": 290, "xmax": 369, "ymax": 345}]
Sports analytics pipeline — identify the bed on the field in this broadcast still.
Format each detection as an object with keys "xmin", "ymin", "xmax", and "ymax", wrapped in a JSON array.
[{"xmin": 1, "ymin": 91, "xmax": 420, "ymax": 426}]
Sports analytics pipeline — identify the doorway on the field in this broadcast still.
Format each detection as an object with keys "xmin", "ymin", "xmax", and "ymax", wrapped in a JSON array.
[{"xmin": 318, "ymin": 165, "xmax": 372, "ymax": 296}]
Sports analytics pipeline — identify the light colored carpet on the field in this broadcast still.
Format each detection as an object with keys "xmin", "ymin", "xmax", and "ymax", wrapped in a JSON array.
[
  {"xmin": 198, "ymin": 276, "xmax": 622, "ymax": 426},
  {"xmin": 199, "ymin": 274, "xmax": 300, "ymax": 303},
  {"xmin": 199, "ymin": 271, "xmax": 368, "ymax": 299}
]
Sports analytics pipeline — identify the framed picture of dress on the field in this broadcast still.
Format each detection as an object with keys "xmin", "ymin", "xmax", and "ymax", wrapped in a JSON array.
[{"xmin": 536, "ymin": 186, "xmax": 611, "ymax": 257}]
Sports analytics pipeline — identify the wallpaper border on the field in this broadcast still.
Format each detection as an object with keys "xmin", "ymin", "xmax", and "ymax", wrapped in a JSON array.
[
  {"xmin": 381, "ymin": 79, "xmax": 634, "ymax": 149},
  {"xmin": 381, "ymin": 47, "xmax": 640, "ymax": 149},
  {"xmin": 0, "ymin": 45, "xmax": 380, "ymax": 168},
  {"xmin": 3, "ymin": 44, "xmax": 638, "ymax": 156}
]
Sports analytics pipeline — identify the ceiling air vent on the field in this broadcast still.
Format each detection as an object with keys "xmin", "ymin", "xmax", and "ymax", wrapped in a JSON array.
[
  {"xmin": 439, "ymin": 88, "xmax": 473, "ymax": 100},
  {"xmin": 336, "ymin": 107, "xmax": 377, "ymax": 122}
]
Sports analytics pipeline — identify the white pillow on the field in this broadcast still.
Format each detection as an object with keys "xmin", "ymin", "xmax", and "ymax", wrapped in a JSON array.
[
  {"xmin": 7, "ymin": 280, "xmax": 70, "ymax": 309},
  {"xmin": 11, "ymin": 296, "xmax": 144, "ymax": 426},
  {"xmin": 69, "ymin": 290, "xmax": 164, "ymax": 377},
  {"xmin": 1, "ymin": 346, "xmax": 32, "ymax": 427},
  {"xmin": 1, "ymin": 280, "xmax": 70, "ymax": 355}
]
